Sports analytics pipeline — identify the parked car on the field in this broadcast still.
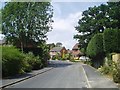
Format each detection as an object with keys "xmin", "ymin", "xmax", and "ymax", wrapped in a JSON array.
[{"xmin": 80, "ymin": 56, "xmax": 89, "ymax": 61}]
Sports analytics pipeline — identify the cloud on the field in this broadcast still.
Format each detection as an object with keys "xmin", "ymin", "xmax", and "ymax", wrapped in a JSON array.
[
  {"xmin": 50, "ymin": 11, "xmax": 83, "ymax": 32},
  {"xmin": 47, "ymin": 11, "xmax": 82, "ymax": 49},
  {"xmin": 52, "ymin": 11, "xmax": 82, "ymax": 32}
]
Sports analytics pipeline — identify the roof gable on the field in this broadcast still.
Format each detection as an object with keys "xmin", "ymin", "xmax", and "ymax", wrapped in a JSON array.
[
  {"xmin": 50, "ymin": 47, "xmax": 63, "ymax": 52},
  {"xmin": 72, "ymin": 43, "xmax": 79, "ymax": 50}
]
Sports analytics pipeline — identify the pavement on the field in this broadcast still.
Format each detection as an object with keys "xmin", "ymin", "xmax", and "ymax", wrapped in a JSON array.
[
  {"xmin": 82, "ymin": 64, "xmax": 118, "ymax": 88},
  {"xmin": 1, "ymin": 60, "xmax": 120, "ymax": 89}
]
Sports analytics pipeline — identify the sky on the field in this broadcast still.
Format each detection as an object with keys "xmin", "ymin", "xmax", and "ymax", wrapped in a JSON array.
[
  {"xmin": 0, "ymin": 1, "xmax": 107, "ymax": 49},
  {"xmin": 46, "ymin": 2, "xmax": 106, "ymax": 49}
]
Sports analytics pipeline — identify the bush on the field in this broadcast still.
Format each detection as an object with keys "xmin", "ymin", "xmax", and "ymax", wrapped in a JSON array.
[
  {"xmin": 103, "ymin": 28, "xmax": 120, "ymax": 53},
  {"xmin": 2, "ymin": 46, "xmax": 45, "ymax": 77},
  {"xmin": 38, "ymin": 44, "xmax": 50, "ymax": 67},
  {"xmin": 113, "ymin": 62, "xmax": 120, "ymax": 83},
  {"xmin": 83, "ymin": 60, "xmax": 92, "ymax": 66},
  {"xmin": 69, "ymin": 56, "xmax": 74, "ymax": 62},
  {"xmin": 22, "ymin": 59, "xmax": 32, "ymax": 72},
  {"xmin": 51, "ymin": 53, "xmax": 62, "ymax": 60},
  {"xmin": 52, "ymin": 55, "xmax": 56, "ymax": 60},
  {"xmin": 24, "ymin": 52, "xmax": 43, "ymax": 70},
  {"xmin": 99, "ymin": 54, "xmax": 113, "ymax": 75},
  {"xmin": 2, "ymin": 46, "xmax": 25, "ymax": 77},
  {"xmin": 64, "ymin": 54, "xmax": 71, "ymax": 60},
  {"xmin": 100, "ymin": 65, "xmax": 111, "ymax": 74}
]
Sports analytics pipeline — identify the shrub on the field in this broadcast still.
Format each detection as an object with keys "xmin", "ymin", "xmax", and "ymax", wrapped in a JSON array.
[
  {"xmin": 52, "ymin": 55, "xmax": 56, "ymax": 60},
  {"xmin": 38, "ymin": 44, "xmax": 50, "ymax": 67},
  {"xmin": 69, "ymin": 56, "xmax": 74, "ymax": 62},
  {"xmin": 103, "ymin": 28, "xmax": 120, "ymax": 53},
  {"xmin": 84, "ymin": 60, "xmax": 92, "ymax": 66},
  {"xmin": 113, "ymin": 62, "xmax": 120, "ymax": 83},
  {"xmin": 32, "ymin": 56, "xmax": 43, "ymax": 70},
  {"xmin": 51, "ymin": 53, "xmax": 62, "ymax": 60},
  {"xmin": 100, "ymin": 65, "xmax": 111, "ymax": 74},
  {"xmin": 24, "ymin": 52, "xmax": 43, "ymax": 70},
  {"xmin": 2, "ymin": 46, "xmax": 25, "ymax": 77},
  {"xmin": 22, "ymin": 59, "xmax": 32, "ymax": 72},
  {"xmin": 64, "ymin": 54, "xmax": 71, "ymax": 60}
]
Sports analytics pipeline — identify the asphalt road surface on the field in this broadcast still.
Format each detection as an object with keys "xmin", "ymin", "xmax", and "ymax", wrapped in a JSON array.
[
  {"xmin": 7, "ymin": 60, "xmax": 89, "ymax": 88},
  {"xmin": 6, "ymin": 60, "xmax": 118, "ymax": 89}
]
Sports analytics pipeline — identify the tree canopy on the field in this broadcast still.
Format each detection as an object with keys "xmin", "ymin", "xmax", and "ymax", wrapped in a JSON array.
[
  {"xmin": 74, "ymin": 2, "xmax": 120, "ymax": 50},
  {"xmin": 103, "ymin": 28, "xmax": 120, "ymax": 53},
  {"xmin": 2, "ymin": 2, "xmax": 53, "ymax": 48}
]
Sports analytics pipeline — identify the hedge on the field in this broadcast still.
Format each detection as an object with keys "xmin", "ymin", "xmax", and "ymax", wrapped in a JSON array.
[
  {"xmin": 103, "ymin": 28, "xmax": 120, "ymax": 53},
  {"xmin": 86, "ymin": 33, "xmax": 105, "ymax": 68},
  {"xmin": 86, "ymin": 33, "xmax": 104, "ymax": 58},
  {"xmin": 2, "ymin": 46, "xmax": 44, "ymax": 77}
]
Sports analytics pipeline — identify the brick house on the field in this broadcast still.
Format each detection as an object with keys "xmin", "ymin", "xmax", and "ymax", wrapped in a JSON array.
[
  {"xmin": 50, "ymin": 47, "xmax": 67, "ymax": 59},
  {"xmin": 71, "ymin": 43, "xmax": 83, "ymax": 59}
]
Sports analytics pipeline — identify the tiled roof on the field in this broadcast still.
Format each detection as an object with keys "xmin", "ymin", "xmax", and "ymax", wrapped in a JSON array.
[
  {"xmin": 72, "ymin": 50, "xmax": 80, "ymax": 55},
  {"xmin": 72, "ymin": 43, "xmax": 79, "ymax": 50},
  {"xmin": 50, "ymin": 47, "xmax": 63, "ymax": 52},
  {"xmin": 72, "ymin": 43, "xmax": 83, "ymax": 56}
]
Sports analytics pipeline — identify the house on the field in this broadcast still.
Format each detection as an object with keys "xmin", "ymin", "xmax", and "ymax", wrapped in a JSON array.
[
  {"xmin": 67, "ymin": 49, "xmax": 71, "ymax": 54},
  {"xmin": 71, "ymin": 43, "xmax": 83, "ymax": 60},
  {"xmin": 50, "ymin": 47, "xmax": 67, "ymax": 59}
]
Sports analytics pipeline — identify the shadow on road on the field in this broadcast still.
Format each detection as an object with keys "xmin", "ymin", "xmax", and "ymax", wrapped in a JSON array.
[{"xmin": 48, "ymin": 60, "xmax": 73, "ymax": 68}]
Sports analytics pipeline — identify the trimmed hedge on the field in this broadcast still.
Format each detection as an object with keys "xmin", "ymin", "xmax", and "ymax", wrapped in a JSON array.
[
  {"xmin": 103, "ymin": 28, "xmax": 120, "ymax": 53},
  {"xmin": 86, "ymin": 33, "xmax": 105, "ymax": 68},
  {"xmin": 86, "ymin": 33, "xmax": 104, "ymax": 58}
]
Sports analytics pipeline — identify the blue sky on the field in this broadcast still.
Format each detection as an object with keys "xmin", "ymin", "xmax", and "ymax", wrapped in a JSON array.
[
  {"xmin": 47, "ymin": 2, "xmax": 107, "ymax": 49},
  {"xmin": 0, "ymin": 1, "xmax": 107, "ymax": 49}
]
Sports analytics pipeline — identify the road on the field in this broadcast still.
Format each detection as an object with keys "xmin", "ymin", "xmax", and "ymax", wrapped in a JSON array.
[{"xmin": 6, "ymin": 60, "xmax": 118, "ymax": 88}]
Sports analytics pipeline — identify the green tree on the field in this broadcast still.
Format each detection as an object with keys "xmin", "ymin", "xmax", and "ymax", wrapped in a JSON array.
[
  {"xmin": 74, "ymin": 2, "xmax": 120, "ymax": 50},
  {"xmin": 2, "ymin": 2, "xmax": 53, "ymax": 50},
  {"xmin": 74, "ymin": 4, "xmax": 109, "ymax": 49},
  {"xmin": 47, "ymin": 43, "xmax": 55, "ymax": 50}
]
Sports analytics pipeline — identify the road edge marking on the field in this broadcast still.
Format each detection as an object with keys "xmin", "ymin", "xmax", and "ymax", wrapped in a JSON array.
[{"xmin": 81, "ymin": 65, "xmax": 91, "ymax": 88}]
